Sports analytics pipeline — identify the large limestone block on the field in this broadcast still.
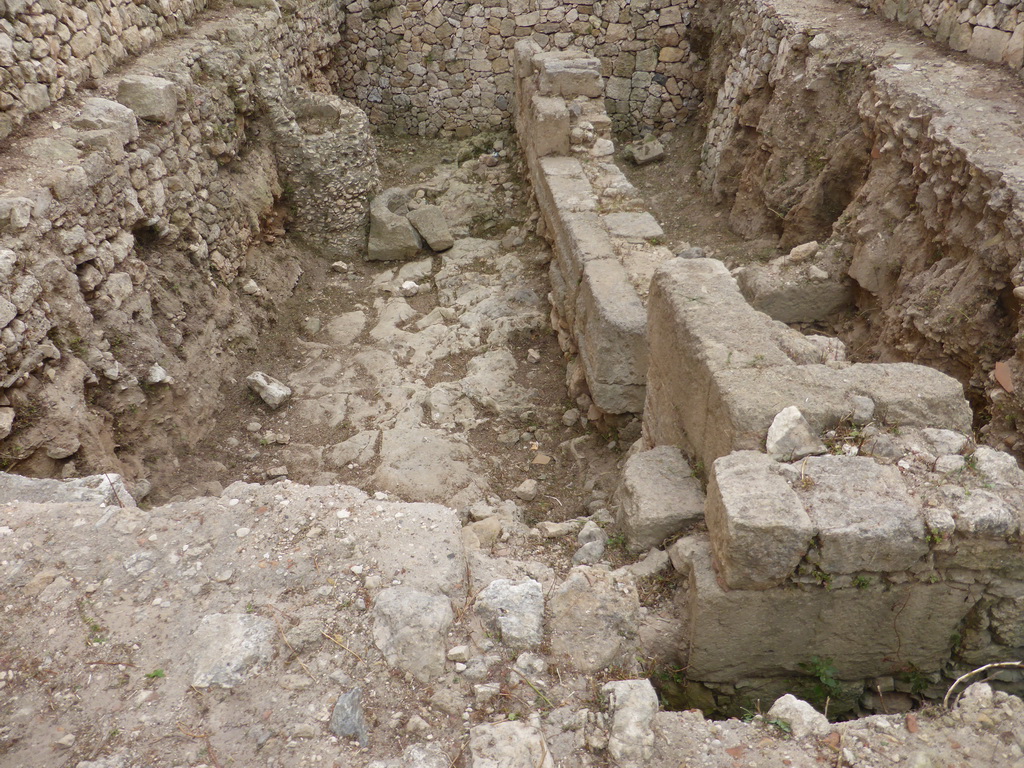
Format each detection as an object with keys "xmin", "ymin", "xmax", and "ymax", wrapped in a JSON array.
[
  {"xmin": 705, "ymin": 451, "xmax": 813, "ymax": 589},
  {"xmin": 367, "ymin": 188, "xmax": 421, "ymax": 261},
  {"xmin": 544, "ymin": 210, "xmax": 615, "ymax": 312},
  {"xmin": 544, "ymin": 173, "xmax": 597, "ymax": 213},
  {"xmin": 793, "ymin": 456, "xmax": 928, "ymax": 574},
  {"xmin": 967, "ymin": 25, "xmax": 1011, "ymax": 63},
  {"xmin": 672, "ymin": 536, "xmax": 974, "ymax": 681},
  {"xmin": 529, "ymin": 94, "xmax": 570, "ymax": 157},
  {"xmin": 694, "ymin": 363, "xmax": 972, "ymax": 467},
  {"xmin": 574, "ymin": 259, "xmax": 647, "ymax": 413},
  {"xmin": 536, "ymin": 52, "xmax": 603, "ymax": 98},
  {"xmin": 547, "ymin": 566, "xmax": 639, "ymax": 673},
  {"xmin": 116, "ymin": 75, "xmax": 177, "ymax": 123},
  {"xmin": 407, "ymin": 205, "xmax": 454, "ymax": 252},
  {"xmin": 615, "ymin": 446, "xmax": 704, "ymax": 553},
  {"xmin": 738, "ymin": 261, "xmax": 853, "ymax": 323},
  {"xmin": 72, "ymin": 98, "xmax": 139, "ymax": 145},
  {"xmin": 602, "ymin": 211, "xmax": 663, "ymax": 243}
]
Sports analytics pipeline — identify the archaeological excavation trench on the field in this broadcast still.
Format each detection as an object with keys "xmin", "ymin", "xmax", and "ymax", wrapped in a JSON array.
[{"xmin": 3, "ymin": 0, "xmax": 1024, "ymax": 766}]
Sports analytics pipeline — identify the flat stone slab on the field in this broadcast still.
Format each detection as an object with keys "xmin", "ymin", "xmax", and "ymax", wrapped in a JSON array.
[{"xmin": 602, "ymin": 211, "xmax": 664, "ymax": 242}]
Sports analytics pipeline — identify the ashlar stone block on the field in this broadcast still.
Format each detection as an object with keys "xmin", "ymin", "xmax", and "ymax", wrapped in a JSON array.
[
  {"xmin": 615, "ymin": 445, "xmax": 704, "ymax": 553},
  {"xmin": 794, "ymin": 456, "xmax": 928, "ymax": 574},
  {"xmin": 705, "ymin": 451, "xmax": 813, "ymax": 589}
]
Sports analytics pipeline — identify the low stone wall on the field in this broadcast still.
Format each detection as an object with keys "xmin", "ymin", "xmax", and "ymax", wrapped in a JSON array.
[
  {"xmin": 0, "ymin": 0, "xmax": 209, "ymax": 141},
  {"xmin": 335, "ymin": 0, "xmax": 706, "ymax": 137},
  {"xmin": 632, "ymin": 254, "xmax": 1024, "ymax": 707},
  {"xmin": 0, "ymin": 3, "xmax": 373, "ymax": 480},
  {"xmin": 514, "ymin": 42, "xmax": 676, "ymax": 415},
  {"xmin": 694, "ymin": 0, "xmax": 1024, "ymax": 456},
  {"xmin": 844, "ymin": 0, "xmax": 1024, "ymax": 78}
]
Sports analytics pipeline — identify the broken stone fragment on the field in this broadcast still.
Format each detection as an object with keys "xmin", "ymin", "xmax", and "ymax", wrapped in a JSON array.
[
  {"xmin": 407, "ymin": 205, "xmax": 454, "ymax": 252},
  {"xmin": 514, "ymin": 478, "xmax": 538, "ymax": 501},
  {"xmin": 0, "ymin": 407, "xmax": 13, "ymax": 439},
  {"xmin": 330, "ymin": 688, "xmax": 369, "ymax": 746},
  {"xmin": 116, "ymin": 75, "xmax": 178, "ymax": 123},
  {"xmin": 246, "ymin": 371, "xmax": 292, "ymax": 409},
  {"xmin": 624, "ymin": 138, "xmax": 664, "ymax": 166},
  {"xmin": 766, "ymin": 406, "xmax": 826, "ymax": 460},
  {"xmin": 766, "ymin": 694, "xmax": 830, "ymax": 739},
  {"xmin": 145, "ymin": 363, "xmax": 169, "ymax": 385},
  {"xmin": 367, "ymin": 188, "xmax": 421, "ymax": 261}
]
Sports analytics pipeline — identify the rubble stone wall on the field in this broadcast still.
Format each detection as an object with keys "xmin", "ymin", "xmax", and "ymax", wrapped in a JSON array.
[
  {"xmin": 844, "ymin": 0, "xmax": 1024, "ymax": 77},
  {"xmin": 0, "ymin": 0, "xmax": 209, "ymax": 141},
  {"xmin": 335, "ymin": 0, "xmax": 708, "ymax": 137},
  {"xmin": 0, "ymin": 3, "xmax": 374, "ymax": 480}
]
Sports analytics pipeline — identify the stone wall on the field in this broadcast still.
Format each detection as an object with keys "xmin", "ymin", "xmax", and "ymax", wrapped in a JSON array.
[
  {"xmin": 634, "ymin": 253, "xmax": 1024, "ymax": 710},
  {"xmin": 0, "ymin": 0, "xmax": 209, "ymax": 141},
  {"xmin": 514, "ymin": 42, "xmax": 676, "ymax": 416},
  {"xmin": 335, "ymin": 0, "xmax": 707, "ymax": 137},
  {"xmin": 845, "ymin": 0, "xmax": 1024, "ymax": 78},
  {"xmin": 0, "ymin": 2, "xmax": 374, "ymax": 483},
  {"xmin": 694, "ymin": 0, "xmax": 1024, "ymax": 456}
]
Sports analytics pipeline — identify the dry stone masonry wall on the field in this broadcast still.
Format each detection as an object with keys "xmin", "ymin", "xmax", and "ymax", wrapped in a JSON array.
[
  {"xmin": 334, "ymin": 0, "xmax": 707, "ymax": 137},
  {"xmin": 696, "ymin": 0, "xmax": 1024, "ymax": 455},
  {"xmin": 845, "ymin": 0, "xmax": 1024, "ymax": 78},
  {"xmin": 0, "ymin": 0, "xmax": 209, "ymax": 140},
  {"xmin": 0, "ymin": 1, "xmax": 375, "ymax": 480}
]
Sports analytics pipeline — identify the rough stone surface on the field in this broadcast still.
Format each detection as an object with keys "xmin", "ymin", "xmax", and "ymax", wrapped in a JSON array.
[
  {"xmin": 766, "ymin": 694, "xmax": 830, "ymax": 740},
  {"xmin": 474, "ymin": 579, "xmax": 544, "ymax": 650},
  {"xmin": 615, "ymin": 446, "xmax": 704, "ymax": 553},
  {"xmin": 765, "ymin": 406, "xmax": 827, "ymax": 460},
  {"xmin": 469, "ymin": 721, "xmax": 554, "ymax": 768},
  {"xmin": 547, "ymin": 566, "xmax": 639, "ymax": 673},
  {"xmin": 372, "ymin": 587, "xmax": 454, "ymax": 682},
  {"xmin": 191, "ymin": 613, "xmax": 275, "ymax": 688},
  {"xmin": 330, "ymin": 688, "xmax": 369, "ymax": 746},
  {"xmin": 116, "ymin": 75, "xmax": 177, "ymax": 123},
  {"xmin": 794, "ymin": 456, "xmax": 929, "ymax": 574},
  {"xmin": 705, "ymin": 452, "xmax": 814, "ymax": 589},
  {"xmin": 408, "ymin": 205, "xmax": 454, "ymax": 252},
  {"xmin": 368, "ymin": 188, "xmax": 422, "ymax": 261},
  {"xmin": 604, "ymin": 679, "xmax": 659, "ymax": 767}
]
